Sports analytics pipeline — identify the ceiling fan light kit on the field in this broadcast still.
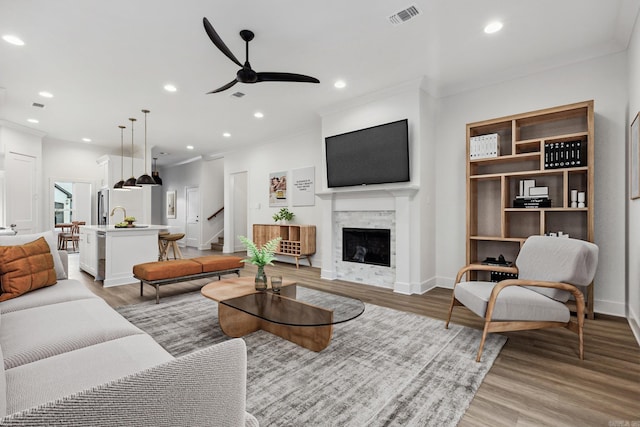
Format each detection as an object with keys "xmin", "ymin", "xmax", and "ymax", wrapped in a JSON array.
[{"xmin": 202, "ymin": 17, "xmax": 320, "ymax": 94}]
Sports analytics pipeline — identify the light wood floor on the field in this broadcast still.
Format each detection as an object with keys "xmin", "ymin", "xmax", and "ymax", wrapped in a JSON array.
[{"xmin": 70, "ymin": 248, "xmax": 640, "ymax": 426}]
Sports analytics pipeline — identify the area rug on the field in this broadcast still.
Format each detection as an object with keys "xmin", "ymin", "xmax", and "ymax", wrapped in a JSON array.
[{"xmin": 116, "ymin": 289, "xmax": 506, "ymax": 426}]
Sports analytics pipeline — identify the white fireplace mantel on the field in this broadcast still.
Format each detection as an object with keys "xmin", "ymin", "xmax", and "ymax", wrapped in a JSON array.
[
  {"xmin": 315, "ymin": 184, "xmax": 419, "ymax": 200},
  {"xmin": 316, "ymin": 184, "xmax": 419, "ymax": 294}
]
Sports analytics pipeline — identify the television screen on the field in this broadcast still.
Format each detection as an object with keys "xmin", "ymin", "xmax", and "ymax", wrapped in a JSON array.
[{"xmin": 325, "ymin": 119, "xmax": 409, "ymax": 188}]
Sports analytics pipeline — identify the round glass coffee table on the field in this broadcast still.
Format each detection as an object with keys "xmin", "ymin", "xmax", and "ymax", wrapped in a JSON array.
[{"xmin": 201, "ymin": 277, "xmax": 364, "ymax": 351}]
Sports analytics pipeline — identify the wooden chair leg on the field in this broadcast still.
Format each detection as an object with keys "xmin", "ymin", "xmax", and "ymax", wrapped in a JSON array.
[
  {"xmin": 476, "ymin": 322, "xmax": 491, "ymax": 362},
  {"xmin": 445, "ymin": 295, "xmax": 460, "ymax": 329}
]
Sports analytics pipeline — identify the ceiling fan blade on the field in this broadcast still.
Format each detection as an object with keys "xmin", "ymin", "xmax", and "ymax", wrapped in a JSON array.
[
  {"xmin": 207, "ymin": 79, "xmax": 239, "ymax": 94},
  {"xmin": 256, "ymin": 72, "xmax": 320, "ymax": 84},
  {"xmin": 203, "ymin": 17, "xmax": 242, "ymax": 67}
]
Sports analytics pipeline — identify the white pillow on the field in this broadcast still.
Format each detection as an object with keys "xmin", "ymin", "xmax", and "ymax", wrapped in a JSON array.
[{"xmin": 0, "ymin": 231, "xmax": 67, "ymax": 280}]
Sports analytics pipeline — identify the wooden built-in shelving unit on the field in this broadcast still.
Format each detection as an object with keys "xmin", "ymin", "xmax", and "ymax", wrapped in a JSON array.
[{"xmin": 466, "ymin": 100, "xmax": 595, "ymax": 317}]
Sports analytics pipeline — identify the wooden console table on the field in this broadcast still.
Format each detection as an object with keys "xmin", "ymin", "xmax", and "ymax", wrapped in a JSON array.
[{"xmin": 253, "ymin": 224, "xmax": 316, "ymax": 268}]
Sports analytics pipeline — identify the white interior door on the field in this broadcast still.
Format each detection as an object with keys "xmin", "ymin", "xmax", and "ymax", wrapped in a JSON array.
[
  {"xmin": 6, "ymin": 152, "xmax": 36, "ymax": 233},
  {"xmin": 186, "ymin": 186, "xmax": 200, "ymax": 248}
]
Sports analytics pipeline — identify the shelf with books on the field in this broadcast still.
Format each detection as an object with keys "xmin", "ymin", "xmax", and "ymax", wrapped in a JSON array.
[{"xmin": 466, "ymin": 100, "xmax": 594, "ymax": 317}]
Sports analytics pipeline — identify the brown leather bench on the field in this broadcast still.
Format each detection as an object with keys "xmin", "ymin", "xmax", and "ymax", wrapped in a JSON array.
[{"xmin": 133, "ymin": 255, "xmax": 243, "ymax": 303}]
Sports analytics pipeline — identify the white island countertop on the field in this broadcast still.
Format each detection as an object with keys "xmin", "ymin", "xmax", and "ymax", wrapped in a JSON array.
[{"xmin": 81, "ymin": 224, "xmax": 168, "ymax": 233}]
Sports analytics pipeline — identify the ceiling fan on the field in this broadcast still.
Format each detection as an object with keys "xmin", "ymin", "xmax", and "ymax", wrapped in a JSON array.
[{"xmin": 203, "ymin": 17, "xmax": 320, "ymax": 94}]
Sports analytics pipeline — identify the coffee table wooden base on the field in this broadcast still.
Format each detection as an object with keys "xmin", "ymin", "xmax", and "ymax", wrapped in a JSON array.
[
  {"xmin": 218, "ymin": 303, "xmax": 333, "ymax": 352},
  {"xmin": 201, "ymin": 277, "xmax": 335, "ymax": 352}
]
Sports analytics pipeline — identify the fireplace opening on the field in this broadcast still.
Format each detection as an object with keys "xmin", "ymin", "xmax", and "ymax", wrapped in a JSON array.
[{"xmin": 342, "ymin": 227, "xmax": 391, "ymax": 267}]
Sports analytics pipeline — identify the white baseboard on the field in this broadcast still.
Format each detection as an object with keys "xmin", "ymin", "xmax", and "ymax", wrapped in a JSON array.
[
  {"xmin": 594, "ymin": 299, "xmax": 626, "ymax": 317},
  {"xmin": 393, "ymin": 281, "xmax": 412, "ymax": 295},
  {"xmin": 628, "ymin": 305, "xmax": 640, "ymax": 347},
  {"xmin": 433, "ymin": 276, "xmax": 455, "ymax": 290},
  {"xmin": 320, "ymin": 268, "xmax": 336, "ymax": 281}
]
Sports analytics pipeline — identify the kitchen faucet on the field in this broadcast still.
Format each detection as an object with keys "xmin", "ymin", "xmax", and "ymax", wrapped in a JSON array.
[{"xmin": 110, "ymin": 206, "xmax": 127, "ymax": 223}]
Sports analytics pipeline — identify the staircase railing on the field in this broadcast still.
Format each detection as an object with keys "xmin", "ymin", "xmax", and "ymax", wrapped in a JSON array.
[{"xmin": 207, "ymin": 206, "xmax": 224, "ymax": 221}]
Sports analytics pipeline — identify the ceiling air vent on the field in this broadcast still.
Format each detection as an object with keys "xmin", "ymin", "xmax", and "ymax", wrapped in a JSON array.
[
  {"xmin": 388, "ymin": 5, "xmax": 420, "ymax": 25},
  {"xmin": 231, "ymin": 91, "xmax": 245, "ymax": 98},
  {"xmin": 32, "ymin": 102, "xmax": 45, "ymax": 108}
]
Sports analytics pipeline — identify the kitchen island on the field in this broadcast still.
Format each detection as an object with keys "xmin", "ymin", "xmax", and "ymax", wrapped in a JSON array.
[{"xmin": 79, "ymin": 224, "xmax": 167, "ymax": 287}]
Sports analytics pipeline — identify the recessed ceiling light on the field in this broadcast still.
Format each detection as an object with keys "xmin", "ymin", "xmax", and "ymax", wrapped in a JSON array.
[
  {"xmin": 27, "ymin": 118, "xmax": 39, "ymax": 124},
  {"xmin": 254, "ymin": 112, "xmax": 264, "ymax": 118},
  {"xmin": 164, "ymin": 84, "xmax": 177, "ymax": 92},
  {"xmin": 334, "ymin": 80, "xmax": 346, "ymax": 89},
  {"xmin": 2, "ymin": 35, "xmax": 24, "ymax": 46},
  {"xmin": 186, "ymin": 145, "xmax": 194, "ymax": 150},
  {"xmin": 82, "ymin": 138, "xmax": 92, "ymax": 142},
  {"xmin": 223, "ymin": 132, "xmax": 231, "ymax": 138},
  {"xmin": 38, "ymin": 91, "xmax": 54, "ymax": 98},
  {"xmin": 484, "ymin": 21, "xmax": 503, "ymax": 34}
]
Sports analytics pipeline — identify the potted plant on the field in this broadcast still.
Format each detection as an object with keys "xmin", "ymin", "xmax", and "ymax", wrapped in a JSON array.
[
  {"xmin": 272, "ymin": 207, "xmax": 294, "ymax": 224},
  {"xmin": 238, "ymin": 235, "xmax": 282, "ymax": 291}
]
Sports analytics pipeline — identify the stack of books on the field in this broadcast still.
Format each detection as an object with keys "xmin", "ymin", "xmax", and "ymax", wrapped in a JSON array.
[
  {"xmin": 470, "ymin": 133, "xmax": 500, "ymax": 159},
  {"xmin": 544, "ymin": 140, "xmax": 587, "ymax": 169},
  {"xmin": 513, "ymin": 197, "xmax": 551, "ymax": 208}
]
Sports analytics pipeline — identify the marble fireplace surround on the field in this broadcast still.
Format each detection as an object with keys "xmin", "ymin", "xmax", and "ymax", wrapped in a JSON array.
[{"xmin": 316, "ymin": 185, "xmax": 419, "ymax": 293}]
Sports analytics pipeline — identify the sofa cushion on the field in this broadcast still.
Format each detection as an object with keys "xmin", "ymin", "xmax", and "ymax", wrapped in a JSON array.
[
  {"xmin": 191, "ymin": 255, "xmax": 244, "ymax": 273},
  {"xmin": 133, "ymin": 259, "xmax": 201, "ymax": 281},
  {"xmin": 1, "ymin": 299, "xmax": 145, "ymax": 369},
  {"xmin": 5, "ymin": 334, "xmax": 173, "ymax": 415},
  {"xmin": 0, "ymin": 231, "xmax": 67, "ymax": 280},
  {"xmin": 454, "ymin": 281, "xmax": 570, "ymax": 322},
  {"xmin": 0, "ymin": 237, "xmax": 57, "ymax": 302},
  {"xmin": 0, "ymin": 279, "xmax": 98, "ymax": 314}
]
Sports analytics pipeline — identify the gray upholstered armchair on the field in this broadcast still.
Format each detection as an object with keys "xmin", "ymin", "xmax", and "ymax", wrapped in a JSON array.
[{"xmin": 446, "ymin": 235, "xmax": 598, "ymax": 362}]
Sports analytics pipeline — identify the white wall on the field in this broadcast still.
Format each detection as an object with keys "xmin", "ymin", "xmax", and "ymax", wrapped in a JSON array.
[
  {"xmin": 224, "ymin": 127, "xmax": 324, "ymax": 265},
  {"xmin": 161, "ymin": 158, "xmax": 224, "ymax": 249},
  {"xmin": 626, "ymin": 13, "xmax": 640, "ymax": 341},
  {"xmin": 318, "ymin": 80, "xmax": 437, "ymax": 291},
  {"xmin": 435, "ymin": 52, "xmax": 628, "ymax": 316},
  {"xmin": 162, "ymin": 159, "xmax": 202, "ymax": 236},
  {"xmin": 42, "ymin": 139, "xmax": 110, "ymax": 226}
]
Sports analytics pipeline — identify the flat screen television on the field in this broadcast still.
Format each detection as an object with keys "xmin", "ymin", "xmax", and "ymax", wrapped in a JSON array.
[{"xmin": 325, "ymin": 119, "xmax": 409, "ymax": 188}]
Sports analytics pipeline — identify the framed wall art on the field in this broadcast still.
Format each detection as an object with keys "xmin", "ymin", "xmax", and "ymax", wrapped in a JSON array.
[
  {"xmin": 166, "ymin": 190, "xmax": 177, "ymax": 218},
  {"xmin": 269, "ymin": 171, "xmax": 288, "ymax": 207}
]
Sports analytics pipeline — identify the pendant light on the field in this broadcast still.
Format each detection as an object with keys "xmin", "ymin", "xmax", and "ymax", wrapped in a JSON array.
[
  {"xmin": 123, "ymin": 117, "xmax": 141, "ymax": 189},
  {"xmin": 152, "ymin": 157, "xmax": 163, "ymax": 185},
  {"xmin": 136, "ymin": 109, "xmax": 157, "ymax": 185},
  {"xmin": 113, "ymin": 125, "xmax": 130, "ymax": 191}
]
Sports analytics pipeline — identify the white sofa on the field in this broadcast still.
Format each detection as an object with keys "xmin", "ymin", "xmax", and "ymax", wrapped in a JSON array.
[{"xmin": 0, "ymin": 232, "xmax": 258, "ymax": 426}]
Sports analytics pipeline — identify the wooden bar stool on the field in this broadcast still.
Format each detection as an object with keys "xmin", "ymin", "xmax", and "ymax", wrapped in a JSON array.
[
  {"xmin": 157, "ymin": 231, "xmax": 170, "ymax": 261},
  {"xmin": 158, "ymin": 233, "xmax": 185, "ymax": 261}
]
